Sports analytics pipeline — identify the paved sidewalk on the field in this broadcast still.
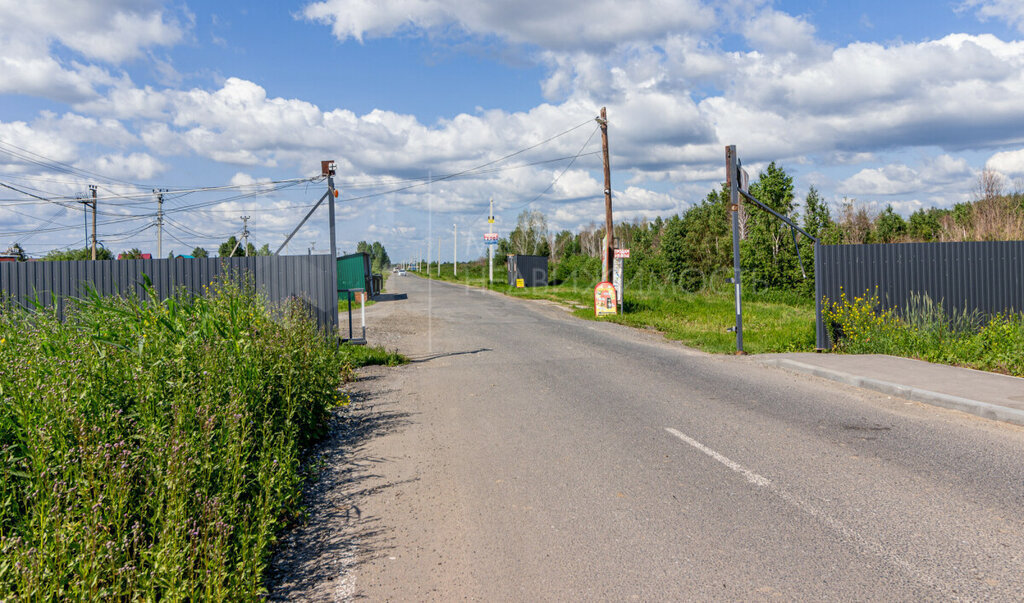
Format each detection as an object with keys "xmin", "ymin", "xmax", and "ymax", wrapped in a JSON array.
[{"xmin": 755, "ymin": 353, "xmax": 1024, "ymax": 427}]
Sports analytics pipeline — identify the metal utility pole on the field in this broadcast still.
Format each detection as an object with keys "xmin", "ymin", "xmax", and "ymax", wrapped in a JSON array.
[
  {"xmin": 488, "ymin": 197, "xmax": 494, "ymax": 283},
  {"xmin": 326, "ymin": 163, "xmax": 337, "ymax": 260},
  {"xmin": 598, "ymin": 107, "xmax": 613, "ymax": 283},
  {"xmin": 276, "ymin": 161, "xmax": 337, "ymax": 257},
  {"xmin": 89, "ymin": 185, "xmax": 97, "ymax": 260},
  {"xmin": 453, "ymin": 223, "xmax": 457, "ymax": 277},
  {"xmin": 154, "ymin": 189, "xmax": 165, "ymax": 258},
  {"xmin": 78, "ymin": 186, "xmax": 98, "ymax": 258},
  {"xmin": 81, "ymin": 197, "xmax": 88, "ymax": 248},
  {"xmin": 240, "ymin": 216, "xmax": 251, "ymax": 257},
  {"xmin": 726, "ymin": 145, "xmax": 743, "ymax": 354}
]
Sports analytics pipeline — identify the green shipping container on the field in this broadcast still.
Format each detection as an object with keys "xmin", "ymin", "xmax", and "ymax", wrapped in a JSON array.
[{"xmin": 337, "ymin": 252, "xmax": 371, "ymax": 299}]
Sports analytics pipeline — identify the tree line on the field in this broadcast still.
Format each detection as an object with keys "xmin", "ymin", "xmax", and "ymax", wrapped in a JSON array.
[
  {"xmin": 355, "ymin": 241, "xmax": 391, "ymax": 273},
  {"xmin": 495, "ymin": 166, "xmax": 1024, "ymax": 298}
]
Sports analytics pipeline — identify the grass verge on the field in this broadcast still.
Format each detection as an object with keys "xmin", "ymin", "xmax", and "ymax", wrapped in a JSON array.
[
  {"xmin": 418, "ymin": 262, "xmax": 816, "ymax": 354},
  {"xmin": 0, "ymin": 277, "xmax": 403, "ymax": 599},
  {"xmin": 824, "ymin": 291, "xmax": 1024, "ymax": 376}
]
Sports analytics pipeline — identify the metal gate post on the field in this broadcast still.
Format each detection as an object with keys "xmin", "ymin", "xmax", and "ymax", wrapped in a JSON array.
[
  {"xmin": 814, "ymin": 240, "xmax": 826, "ymax": 350},
  {"xmin": 727, "ymin": 145, "xmax": 743, "ymax": 353}
]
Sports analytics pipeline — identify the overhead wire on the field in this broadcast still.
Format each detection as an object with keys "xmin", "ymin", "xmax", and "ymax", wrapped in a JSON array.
[
  {"xmin": 0, "ymin": 116, "xmax": 601, "ymax": 250},
  {"xmin": 0, "ymin": 139, "xmax": 150, "ymax": 188},
  {"xmin": 461, "ymin": 124, "xmax": 603, "ymax": 237}
]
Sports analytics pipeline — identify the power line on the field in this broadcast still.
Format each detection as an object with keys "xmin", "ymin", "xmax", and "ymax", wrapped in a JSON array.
[
  {"xmin": 461, "ymin": 124, "xmax": 603, "ymax": 235},
  {"xmin": 0, "ymin": 139, "xmax": 148, "ymax": 188},
  {"xmin": 508, "ymin": 125, "xmax": 602, "ymax": 213}
]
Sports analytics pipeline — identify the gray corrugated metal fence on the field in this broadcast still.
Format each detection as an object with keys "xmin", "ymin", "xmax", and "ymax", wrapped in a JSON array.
[
  {"xmin": 815, "ymin": 241, "xmax": 1024, "ymax": 347},
  {"xmin": 507, "ymin": 255, "xmax": 548, "ymax": 287},
  {"xmin": 0, "ymin": 255, "xmax": 338, "ymax": 333}
]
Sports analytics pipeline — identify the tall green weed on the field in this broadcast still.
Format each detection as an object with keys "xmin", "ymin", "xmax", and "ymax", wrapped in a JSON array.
[
  {"xmin": 824, "ymin": 290, "xmax": 1024, "ymax": 376},
  {"xmin": 0, "ymin": 278, "xmax": 367, "ymax": 599}
]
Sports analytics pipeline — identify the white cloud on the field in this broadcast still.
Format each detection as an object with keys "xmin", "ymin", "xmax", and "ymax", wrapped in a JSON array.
[
  {"xmin": 14, "ymin": 2, "xmax": 1024, "ymax": 256},
  {"xmin": 965, "ymin": 0, "xmax": 1024, "ymax": 33},
  {"xmin": 80, "ymin": 153, "xmax": 166, "ymax": 180},
  {"xmin": 299, "ymin": 0, "xmax": 715, "ymax": 50},
  {"xmin": 0, "ymin": 114, "xmax": 138, "ymax": 173},
  {"xmin": 986, "ymin": 148, "xmax": 1024, "ymax": 175},
  {"xmin": 0, "ymin": 0, "xmax": 188, "ymax": 102},
  {"xmin": 742, "ymin": 8, "xmax": 826, "ymax": 58},
  {"xmin": 840, "ymin": 155, "xmax": 973, "ymax": 196},
  {"xmin": 0, "ymin": 0, "xmax": 186, "ymax": 63}
]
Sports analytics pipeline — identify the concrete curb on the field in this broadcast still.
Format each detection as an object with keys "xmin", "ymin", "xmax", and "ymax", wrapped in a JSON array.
[{"xmin": 759, "ymin": 358, "xmax": 1024, "ymax": 427}]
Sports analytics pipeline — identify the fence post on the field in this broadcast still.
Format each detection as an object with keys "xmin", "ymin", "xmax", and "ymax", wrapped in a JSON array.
[{"xmin": 814, "ymin": 240, "xmax": 826, "ymax": 350}]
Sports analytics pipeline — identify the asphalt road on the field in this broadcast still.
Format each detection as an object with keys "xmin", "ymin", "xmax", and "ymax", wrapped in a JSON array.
[{"xmin": 273, "ymin": 274, "xmax": 1024, "ymax": 601}]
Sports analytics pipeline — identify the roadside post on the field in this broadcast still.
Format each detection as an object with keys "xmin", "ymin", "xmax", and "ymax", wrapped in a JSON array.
[
  {"xmin": 614, "ymin": 247, "xmax": 629, "ymax": 313},
  {"xmin": 726, "ymin": 144, "xmax": 819, "ymax": 355},
  {"xmin": 339, "ymin": 288, "xmax": 367, "ymax": 345},
  {"xmin": 726, "ymin": 146, "xmax": 744, "ymax": 353},
  {"xmin": 488, "ymin": 197, "xmax": 495, "ymax": 284},
  {"xmin": 484, "ymin": 228, "xmax": 498, "ymax": 283}
]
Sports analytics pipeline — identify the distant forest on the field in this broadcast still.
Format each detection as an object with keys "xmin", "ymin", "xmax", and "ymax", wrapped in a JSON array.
[{"xmin": 495, "ymin": 166, "xmax": 1024, "ymax": 298}]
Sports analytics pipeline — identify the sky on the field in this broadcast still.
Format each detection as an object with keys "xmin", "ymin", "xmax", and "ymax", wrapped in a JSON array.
[{"xmin": 2, "ymin": 0, "xmax": 1024, "ymax": 261}]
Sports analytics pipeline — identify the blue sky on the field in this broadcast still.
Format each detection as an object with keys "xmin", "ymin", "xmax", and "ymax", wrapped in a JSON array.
[{"xmin": 2, "ymin": 0, "xmax": 1024, "ymax": 261}]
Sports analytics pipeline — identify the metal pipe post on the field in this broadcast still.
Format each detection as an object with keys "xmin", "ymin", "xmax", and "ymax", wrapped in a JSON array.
[
  {"xmin": 814, "ymin": 240, "xmax": 826, "ymax": 350},
  {"xmin": 90, "ymin": 185, "xmax": 97, "ymax": 260},
  {"xmin": 488, "ymin": 197, "xmax": 494, "ymax": 284},
  {"xmin": 328, "ymin": 174, "xmax": 337, "ymax": 261},
  {"xmin": 727, "ymin": 145, "xmax": 743, "ymax": 353}
]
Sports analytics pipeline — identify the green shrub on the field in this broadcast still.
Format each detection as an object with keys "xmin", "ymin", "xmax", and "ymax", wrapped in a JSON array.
[
  {"xmin": 0, "ymin": 278, "xmax": 374, "ymax": 599},
  {"xmin": 823, "ymin": 290, "xmax": 1024, "ymax": 376}
]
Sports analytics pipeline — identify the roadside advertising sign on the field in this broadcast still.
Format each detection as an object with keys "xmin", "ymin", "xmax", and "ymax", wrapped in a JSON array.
[
  {"xmin": 516, "ymin": 278, "xmax": 525, "ymax": 288},
  {"xmin": 594, "ymin": 281, "xmax": 617, "ymax": 316},
  {"xmin": 614, "ymin": 248, "xmax": 630, "ymax": 259},
  {"xmin": 484, "ymin": 233, "xmax": 498, "ymax": 245}
]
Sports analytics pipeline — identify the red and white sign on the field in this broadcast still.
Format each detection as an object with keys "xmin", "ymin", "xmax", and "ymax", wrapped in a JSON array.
[
  {"xmin": 614, "ymin": 248, "xmax": 630, "ymax": 259},
  {"xmin": 483, "ymin": 233, "xmax": 499, "ymax": 241}
]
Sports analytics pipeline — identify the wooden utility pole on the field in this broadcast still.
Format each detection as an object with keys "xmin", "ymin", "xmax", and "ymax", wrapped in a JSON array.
[
  {"xmin": 89, "ymin": 185, "xmax": 97, "ymax": 260},
  {"xmin": 598, "ymin": 107, "xmax": 613, "ymax": 283}
]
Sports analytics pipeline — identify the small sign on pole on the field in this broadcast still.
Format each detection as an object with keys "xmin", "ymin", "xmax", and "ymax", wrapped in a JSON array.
[
  {"xmin": 516, "ymin": 278, "xmax": 525, "ymax": 288},
  {"xmin": 484, "ymin": 233, "xmax": 498, "ymax": 245},
  {"xmin": 614, "ymin": 248, "xmax": 630, "ymax": 259}
]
